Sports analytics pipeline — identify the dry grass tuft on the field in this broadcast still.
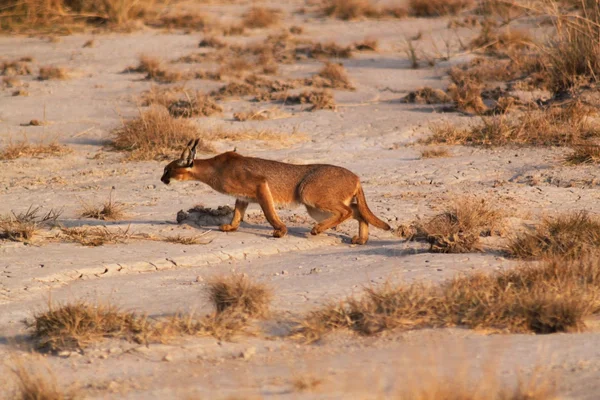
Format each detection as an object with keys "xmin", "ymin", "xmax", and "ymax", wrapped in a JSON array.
[
  {"xmin": 111, "ymin": 106, "xmax": 213, "ymax": 160},
  {"xmin": 307, "ymin": 42, "xmax": 353, "ymax": 59},
  {"xmin": 167, "ymin": 92, "xmax": 222, "ymax": 118},
  {"xmin": 207, "ymin": 274, "xmax": 272, "ymax": 318},
  {"xmin": 233, "ymin": 108, "xmax": 288, "ymax": 121},
  {"xmin": 274, "ymin": 90, "xmax": 336, "ymax": 111},
  {"xmin": 470, "ymin": 25, "xmax": 533, "ymax": 55},
  {"xmin": 420, "ymin": 147, "xmax": 450, "ymax": 158},
  {"xmin": 163, "ymin": 234, "xmax": 211, "ymax": 245},
  {"xmin": 353, "ymin": 38, "xmax": 378, "ymax": 51},
  {"xmin": 447, "ymin": 78, "xmax": 487, "ymax": 114},
  {"xmin": 565, "ymin": 143, "xmax": 600, "ymax": 164},
  {"xmin": 12, "ymin": 358, "xmax": 77, "ymax": 400},
  {"xmin": 401, "ymin": 197, "xmax": 503, "ymax": 253},
  {"xmin": 29, "ymin": 302, "xmax": 150, "ymax": 352},
  {"xmin": 199, "ymin": 35, "xmax": 227, "ymax": 48},
  {"xmin": 310, "ymin": 62, "xmax": 354, "ymax": 90},
  {"xmin": 402, "ymin": 87, "xmax": 451, "ymax": 104},
  {"xmin": 321, "ymin": 0, "xmax": 407, "ymax": 20},
  {"xmin": 60, "ymin": 225, "xmax": 135, "ymax": 246},
  {"xmin": 427, "ymin": 101, "xmax": 600, "ymax": 146},
  {"xmin": 291, "ymin": 375, "xmax": 323, "ymax": 392},
  {"xmin": 0, "ymin": 138, "xmax": 70, "ymax": 160},
  {"xmin": 0, "ymin": 206, "xmax": 61, "ymax": 243},
  {"xmin": 124, "ymin": 55, "xmax": 187, "ymax": 83},
  {"xmin": 1, "ymin": 59, "xmax": 32, "ymax": 76},
  {"xmin": 293, "ymin": 254, "xmax": 600, "ymax": 342},
  {"xmin": 38, "ymin": 66, "xmax": 70, "ymax": 80},
  {"xmin": 242, "ymin": 7, "xmax": 280, "ymax": 29},
  {"xmin": 79, "ymin": 192, "xmax": 126, "ymax": 221},
  {"xmin": 154, "ymin": 12, "xmax": 207, "ymax": 30},
  {"xmin": 509, "ymin": 212, "xmax": 600, "ymax": 260},
  {"xmin": 409, "ymin": 0, "xmax": 473, "ymax": 17}
]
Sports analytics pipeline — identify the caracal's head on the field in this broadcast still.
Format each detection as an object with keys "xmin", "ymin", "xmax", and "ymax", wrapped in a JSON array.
[{"xmin": 161, "ymin": 139, "xmax": 199, "ymax": 185}]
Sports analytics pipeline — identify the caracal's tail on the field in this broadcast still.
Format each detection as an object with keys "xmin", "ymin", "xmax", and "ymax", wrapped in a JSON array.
[{"xmin": 355, "ymin": 184, "xmax": 391, "ymax": 230}]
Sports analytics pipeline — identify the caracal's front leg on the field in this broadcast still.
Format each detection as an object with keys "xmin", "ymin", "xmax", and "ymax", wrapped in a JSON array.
[
  {"xmin": 256, "ymin": 181, "xmax": 288, "ymax": 238},
  {"xmin": 220, "ymin": 199, "xmax": 249, "ymax": 232}
]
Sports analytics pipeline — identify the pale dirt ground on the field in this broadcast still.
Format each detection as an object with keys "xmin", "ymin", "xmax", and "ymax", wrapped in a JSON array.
[{"xmin": 2, "ymin": 1, "xmax": 600, "ymax": 399}]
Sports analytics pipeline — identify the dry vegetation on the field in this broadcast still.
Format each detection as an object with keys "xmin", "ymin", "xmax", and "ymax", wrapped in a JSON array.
[
  {"xmin": 293, "ymin": 254, "xmax": 600, "ymax": 343},
  {"xmin": 309, "ymin": 62, "xmax": 355, "ymax": 90},
  {"xmin": 273, "ymin": 90, "xmax": 336, "ymax": 111},
  {"xmin": 79, "ymin": 192, "xmax": 126, "ymax": 221},
  {"xmin": 565, "ymin": 143, "xmax": 600, "ymax": 164},
  {"xmin": 111, "ymin": 106, "xmax": 213, "ymax": 160},
  {"xmin": 399, "ymin": 197, "xmax": 503, "ymax": 253},
  {"xmin": 320, "ymin": 0, "xmax": 407, "ymax": 20},
  {"xmin": 409, "ymin": 0, "xmax": 473, "ymax": 17},
  {"xmin": 0, "ymin": 139, "xmax": 70, "ymax": 160},
  {"xmin": 11, "ymin": 358, "xmax": 78, "ymax": 400},
  {"xmin": 0, "ymin": 206, "xmax": 61, "ymax": 243},
  {"xmin": 1, "ymin": 58, "xmax": 32, "ymax": 75},
  {"xmin": 124, "ymin": 55, "xmax": 188, "ymax": 83},
  {"xmin": 242, "ymin": 7, "xmax": 280, "ymax": 29},
  {"xmin": 509, "ymin": 212, "xmax": 600, "ymax": 260},
  {"xmin": 28, "ymin": 275, "xmax": 272, "ymax": 352},
  {"xmin": 233, "ymin": 108, "xmax": 288, "ymax": 121},
  {"xmin": 420, "ymin": 147, "xmax": 450, "ymax": 158},
  {"xmin": 402, "ymin": 87, "xmax": 451, "ymax": 104},
  {"xmin": 166, "ymin": 92, "xmax": 222, "ymax": 118},
  {"xmin": 38, "ymin": 66, "xmax": 70, "ymax": 80}
]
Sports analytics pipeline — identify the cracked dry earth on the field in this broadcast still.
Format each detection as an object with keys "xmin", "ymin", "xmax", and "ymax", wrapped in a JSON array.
[{"xmin": 3, "ymin": 2, "xmax": 600, "ymax": 399}]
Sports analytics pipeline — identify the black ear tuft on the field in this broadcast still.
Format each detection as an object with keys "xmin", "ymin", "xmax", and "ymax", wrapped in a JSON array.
[{"xmin": 186, "ymin": 139, "xmax": 194, "ymax": 147}]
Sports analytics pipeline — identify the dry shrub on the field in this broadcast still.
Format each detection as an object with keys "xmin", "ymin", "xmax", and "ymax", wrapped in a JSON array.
[
  {"xmin": 1, "ymin": 59, "xmax": 32, "ymax": 76},
  {"xmin": 0, "ymin": 139, "xmax": 70, "ymax": 160},
  {"xmin": 509, "ymin": 211, "xmax": 600, "ymax": 260},
  {"xmin": 154, "ymin": 311, "xmax": 252, "ymax": 341},
  {"xmin": 154, "ymin": 12, "xmax": 207, "ymax": 30},
  {"xmin": 12, "ymin": 358, "xmax": 77, "ymax": 400},
  {"xmin": 60, "ymin": 225, "xmax": 136, "ymax": 246},
  {"xmin": 353, "ymin": 38, "xmax": 378, "ymax": 51},
  {"xmin": 212, "ymin": 82, "xmax": 261, "ymax": 99},
  {"xmin": 13, "ymin": 89, "xmax": 29, "ymax": 96},
  {"xmin": 321, "ymin": 0, "xmax": 407, "ymax": 20},
  {"xmin": 403, "ymin": 197, "xmax": 503, "ymax": 253},
  {"xmin": 242, "ymin": 7, "xmax": 280, "ymax": 28},
  {"xmin": 124, "ymin": 55, "xmax": 187, "ymax": 83},
  {"xmin": 0, "ymin": 206, "xmax": 61, "ymax": 243},
  {"xmin": 29, "ymin": 302, "xmax": 151, "ymax": 352},
  {"xmin": 409, "ymin": 0, "xmax": 473, "ymax": 16},
  {"xmin": 420, "ymin": 147, "xmax": 450, "ymax": 158},
  {"xmin": 401, "ymin": 87, "xmax": 451, "ymax": 104},
  {"xmin": 199, "ymin": 35, "xmax": 227, "ymax": 48},
  {"xmin": 79, "ymin": 192, "xmax": 126, "ymax": 221},
  {"xmin": 38, "ymin": 66, "xmax": 70, "ymax": 80},
  {"xmin": 139, "ymin": 85, "xmax": 185, "ymax": 107},
  {"xmin": 427, "ymin": 101, "xmax": 600, "ymax": 146},
  {"xmin": 310, "ymin": 62, "xmax": 354, "ymax": 90},
  {"xmin": 274, "ymin": 90, "xmax": 336, "ymax": 111},
  {"xmin": 3, "ymin": 76, "xmax": 23, "ymax": 87},
  {"xmin": 447, "ymin": 78, "xmax": 487, "ymax": 114},
  {"xmin": 291, "ymin": 375, "xmax": 323, "ymax": 392},
  {"xmin": 167, "ymin": 92, "xmax": 222, "ymax": 118},
  {"xmin": 293, "ymin": 254, "xmax": 600, "ymax": 342},
  {"xmin": 470, "ymin": 25, "xmax": 533, "ymax": 55},
  {"xmin": 212, "ymin": 74, "xmax": 299, "ymax": 100},
  {"xmin": 207, "ymin": 274, "xmax": 272, "ymax": 318},
  {"xmin": 565, "ymin": 143, "xmax": 600, "ymax": 164},
  {"xmin": 163, "ymin": 234, "xmax": 211, "ymax": 245},
  {"xmin": 111, "ymin": 106, "xmax": 213, "ymax": 160},
  {"xmin": 307, "ymin": 42, "xmax": 353, "ymax": 59},
  {"xmin": 233, "ymin": 108, "xmax": 288, "ymax": 121}
]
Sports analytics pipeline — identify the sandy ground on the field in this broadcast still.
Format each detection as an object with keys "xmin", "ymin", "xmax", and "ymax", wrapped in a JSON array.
[{"xmin": 2, "ymin": 1, "xmax": 600, "ymax": 398}]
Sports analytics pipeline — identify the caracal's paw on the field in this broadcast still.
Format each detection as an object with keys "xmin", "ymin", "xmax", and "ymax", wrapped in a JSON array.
[
  {"xmin": 310, "ymin": 226, "xmax": 321, "ymax": 236},
  {"xmin": 273, "ymin": 227, "xmax": 288, "ymax": 238},
  {"xmin": 219, "ymin": 224, "xmax": 238, "ymax": 232},
  {"xmin": 351, "ymin": 235, "xmax": 368, "ymax": 245}
]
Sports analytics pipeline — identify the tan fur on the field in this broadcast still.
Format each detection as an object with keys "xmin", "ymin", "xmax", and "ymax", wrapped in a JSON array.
[{"xmin": 161, "ymin": 142, "xmax": 391, "ymax": 244}]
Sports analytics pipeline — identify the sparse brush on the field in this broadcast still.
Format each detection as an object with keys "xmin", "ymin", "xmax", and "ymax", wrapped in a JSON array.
[
  {"xmin": 60, "ymin": 225, "xmax": 135, "ymax": 246},
  {"xmin": 242, "ymin": 7, "xmax": 280, "ymax": 28},
  {"xmin": 125, "ymin": 55, "xmax": 187, "ymax": 83},
  {"xmin": 409, "ymin": 0, "xmax": 473, "ymax": 17},
  {"xmin": 310, "ymin": 62, "xmax": 354, "ymax": 90},
  {"xmin": 291, "ymin": 375, "xmax": 323, "ymax": 392},
  {"xmin": 321, "ymin": 0, "xmax": 406, "ymax": 20},
  {"xmin": 199, "ymin": 36, "xmax": 227, "ymax": 48},
  {"xmin": 38, "ymin": 66, "xmax": 70, "ymax": 80},
  {"xmin": 470, "ymin": 24, "xmax": 533, "ymax": 55},
  {"xmin": 509, "ymin": 211, "xmax": 600, "ymax": 260},
  {"xmin": 12, "ymin": 358, "xmax": 78, "ymax": 400},
  {"xmin": 111, "ymin": 106, "xmax": 214, "ymax": 160},
  {"xmin": 353, "ymin": 38, "xmax": 378, "ymax": 51},
  {"xmin": 402, "ymin": 197, "xmax": 503, "ymax": 253},
  {"xmin": 155, "ymin": 311, "xmax": 252, "ymax": 341},
  {"xmin": 293, "ymin": 255, "xmax": 600, "ymax": 342},
  {"xmin": 401, "ymin": 87, "xmax": 451, "ymax": 104},
  {"xmin": 206, "ymin": 274, "xmax": 272, "ymax": 318},
  {"xmin": 233, "ymin": 108, "xmax": 286, "ymax": 121},
  {"xmin": 167, "ymin": 92, "xmax": 222, "ymax": 118},
  {"xmin": 1, "ymin": 59, "xmax": 31, "ymax": 76},
  {"xmin": 421, "ymin": 147, "xmax": 450, "ymax": 158},
  {"xmin": 0, "ymin": 206, "xmax": 61, "ymax": 243},
  {"xmin": 79, "ymin": 192, "xmax": 126, "ymax": 221},
  {"xmin": 0, "ymin": 139, "xmax": 70, "ymax": 160},
  {"xmin": 29, "ymin": 301, "xmax": 151, "ymax": 352},
  {"xmin": 447, "ymin": 78, "xmax": 487, "ymax": 114},
  {"xmin": 163, "ymin": 234, "xmax": 211, "ymax": 245},
  {"xmin": 274, "ymin": 90, "xmax": 336, "ymax": 111},
  {"xmin": 307, "ymin": 42, "xmax": 353, "ymax": 59},
  {"xmin": 154, "ymin": 12, "xmax": 207, "ymax": 30},
  {"xmin": 565, "ymin": 143, "xmax": 600, "ymax": 164}
]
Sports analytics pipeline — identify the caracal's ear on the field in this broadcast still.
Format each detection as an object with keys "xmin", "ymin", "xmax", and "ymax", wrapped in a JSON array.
[
  {"xmin": 189, "ymin": 138, "xmax": 200, "ymax": 163},
  {"xmin": 233, "ymin": 147, "xmax": 237, "ymax": 153},
  {"xmin": 178, "ymin": 140, "xmax": 193, "ymax": 166}
]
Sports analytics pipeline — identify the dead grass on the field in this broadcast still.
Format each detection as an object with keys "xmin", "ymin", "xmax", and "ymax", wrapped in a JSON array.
[
  {"xmin": 111, "ymin": 106, "xmax": 213, "ymax": 161},
  {"xmin": 153, "ymin": 12, "xmax": 207, "ymax": 30},
  {"xmin": 60, "ymin": 225, "xmax": 136, "ymax": 246},
  {"xmin": 409, "ymin": 0, "xmax": 473, "ymax": 17},
  {"xmin": 400, "ymin": 197, "xmax": 503, "ymax": 253},
  {"xmin": 12, "ymin": 357, "xmax": 78, "ymax": 400},
  {"xmin": 420, "ymin": 147, "xmax": 450, "ymax": 158},
  {"xmin": 124, "ymin": 55, "xmax": 188, "ymax": 83},
  {"xmin": 293, "ymin": 254, "xmax": 600, "ymax": 342},
  {"xmin": 233, "ymin": 108, "xmax": 288, "ymax": 121},
  {"xmin": 321, "ymin": 0, "xmax": 407, "ymax": 20},
  {"xmin": 426, "ymin": 101, "xmax": 600, "ymax": 146},
  {"xmin": 79, "ymin": 192, "xmax": 126, "ymax": 221},
  {"xmin": 1, "ymin": 59, "xmax": 32, "ymax": 76},
  {"xmin": 273, "ymin": 90, "xmax": 336, "ymax": 111},
  {"xmin": 0, "ymin": 138, "xmax": 70, "ymax": 160},
  {"xmin": 198, "ymin": 36, "xmax": 227, "ymax": 48},
  {"xmin": 38, "ymin": 66, "xmax": 70, "ymax": 80},
  {"xmin": 291, "ymin": 375, "xmax": 323, "ymax": 392},
  {"xmin": 353, "ymin": 38, "xmax": 378, "ymax": 51},
  {"xmin": 163, "ymin": 234, "xmax": 211, "ymax": 245},
  {"xmin": 306, "ymin": 42, "xmax": 353, "ymax": 59},
  {"xmin": 509, "ymin": 211, "xmax": 600, "ymax": 260},
  {"xmin": 565, "ymin": 143, "xmax": 600, "ymax": 164},
  {"xmin": 242, "ymin": 7, "xmax": 280, "ymax": 29},
  {"xmin": 166, "ymin": 92, "xmax": 222, "ymax": 118},
  {"xmin": 470, "ymin": 25, "xmax": 534, "ymax": 55},
  {"xmin": 309, "ymin": 62, "xmax": 354, "ymax": 90},
  {"xmin": 401, "ymin": 87, "xmax": 451, "ymax": 104},
  {"xmin": 0, "ymin": 206, "xmax": 61, "ymax": 243},
  {"xmin": 447, "ymin": 77, "xmax": 487, "ymax": 115},
  {"xmin": 206, "ymin": 274, "xmax": 272, "ymax": 318}
]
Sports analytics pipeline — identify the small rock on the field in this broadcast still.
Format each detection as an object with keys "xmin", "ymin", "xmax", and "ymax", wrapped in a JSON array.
[
  {"xmin": 107, "ymin": 381, "xmax": 119, "ymax": 391},
  {"xmin": 281, "ymin": 270, "xmax": 288, "ymax": 275},
  {"xmin": 57, "ymin": 351, "xmax": 71, "ymax": 358},
  {"xmin": 99, "ymin": 354, "xmax": 108, "ymax": 359},
  {"xmin": 163, "ymin": 354, "xmax": 173, "ymax": 362},
  {"xmin": 196, "ymin": 275, "xmax": 203, "ymax": 282},
  {"xmin": 109, "ymin": 348, "xmax": 119, "ymax": 354},
  {"xmin": 240, "ymin": 347, "xmax": 256, "ymax": 360}
]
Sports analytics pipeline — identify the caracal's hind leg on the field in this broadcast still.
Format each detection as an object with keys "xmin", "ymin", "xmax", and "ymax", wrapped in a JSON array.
[
  {"xmin": 256, "ymin": 181, "xmax": 288, "ymax": 238},
  {"xmin": 305, "ymin": 206, "xmax": 332, "ymax": 223},
  {"xmin": 309, "ymin": 203, "xmax": 353, "ymax": 235},
  {"xmin": 220, "ymin": 199, "xmax": 249, "ymax": 232},
  {"xmin": 351, "ymin": 203, "xmax": 369, "ymax": 245}
]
